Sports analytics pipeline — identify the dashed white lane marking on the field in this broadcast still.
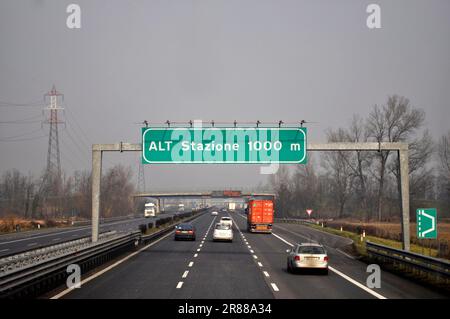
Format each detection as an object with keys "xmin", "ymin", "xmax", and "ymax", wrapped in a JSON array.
[
  {"xmin": 175, "ymin": 215, "xmax": 216, "ymax": 289},
  {"xmin": 0, "ymin": 248, "xmax": 10, "ymax": 253},
  {"xmin": 27, "ymin": 243, "xmax": 37, "ymax": 246},
  {"xmin": 271, "ymin": 231, "xmax": 387, "ymax": 299},
  {"xmin": 229, "ymin": 214, "xmax": 280, "ymax": 293}
]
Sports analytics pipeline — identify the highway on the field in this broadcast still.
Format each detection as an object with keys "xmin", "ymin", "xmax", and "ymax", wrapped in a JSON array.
[
  {"xmin": 50, "ymin": 209, "xmax": 446, "ymax": 299},
  {"xmin": 0, "ymin": 213, "xmax": 179, "ymax": 258}
]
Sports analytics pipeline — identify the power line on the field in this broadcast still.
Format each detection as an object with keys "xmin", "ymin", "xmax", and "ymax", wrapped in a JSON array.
[
  {"xmin": 65, "ymin": 107, "xmax": 93, "ymax": 148},
  {"xmin": 62, "ymin": 127, "xmax": 91, "ymax": 167},
  {"xmin": 0, "ymin": 128, "xmax": 43, "ymax": 140},
  {"xmin": 0, "ymin": 114, "xmax": 43, "ymax": 124},
  {"xmin": 0, "ymin": 100, "xmax": 44, "ymax": 107},
  {"xmin": 0, "ymin": 134, "xmax": 48, "ymax": 142},
  {"xmin": 64, "ymin": 107, "xmax": 116, "ymax": 167},
  {"xmin": 59, "ymin": 147, "xmax": 81, "ymax": 173}
]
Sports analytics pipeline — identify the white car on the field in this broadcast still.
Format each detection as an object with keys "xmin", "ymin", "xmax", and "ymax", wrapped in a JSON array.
[
  {"xmin": 211, "ymin": 211, "xmax": 218, "ymax": 216},
  {"xmin": 219, "ymin": 217, "xmax": 232, "ymax": 227},
  {"xmin": 213, "ymin": 223, "xmax": 233, "ymax": 242}
]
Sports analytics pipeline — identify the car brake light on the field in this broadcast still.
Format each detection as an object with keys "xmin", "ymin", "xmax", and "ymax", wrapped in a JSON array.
[
  {"xmin": 324, "ymin": 256, "xmax": 329, "ymax": 262},
  {"xmin": 294, "ymin": 256, "xmax": 301, "ymax": 261},
  {"xmin": 188, "ymin": 230, "xmax": 193, "ymax": 234}
]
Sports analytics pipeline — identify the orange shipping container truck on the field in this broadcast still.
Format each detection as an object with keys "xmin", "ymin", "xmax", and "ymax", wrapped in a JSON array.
[{"xmin": 247, "ymin": 199, "xmax": 274, "ymax": 233}]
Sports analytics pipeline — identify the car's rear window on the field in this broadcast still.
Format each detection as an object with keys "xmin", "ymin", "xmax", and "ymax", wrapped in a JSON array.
[
  {"xmin": 221, "ymin": 217, "xmax": 231, "ymax": 221},
  {"xmin": 297, "ymin": 246, "xmax": 325, "ymax": 254},
  {"xmin": 216, "ymin": 224, "xmax": 231, "ymax": 230},
  {"xmin": 178, "ymin": 224, "xmax": 193, "ymax": 230}
]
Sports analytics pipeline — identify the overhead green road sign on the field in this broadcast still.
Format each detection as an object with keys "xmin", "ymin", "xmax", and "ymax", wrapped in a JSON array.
[
  {"xmin": 142, "ymin": 127, "xmax": 307, "ymax": 164},
  {"xmin": 416, "ymin": 208, "xmax": 437, "ymax": 239}
]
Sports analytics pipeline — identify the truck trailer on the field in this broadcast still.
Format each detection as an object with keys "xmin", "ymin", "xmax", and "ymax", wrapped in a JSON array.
[{"xmin": 246, "ymin": 199, "xmax": 274, "ymax": 233}]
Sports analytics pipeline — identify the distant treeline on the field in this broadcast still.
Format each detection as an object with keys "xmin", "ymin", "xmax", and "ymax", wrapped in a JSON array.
[
  {"xmin": 0, "ymin": 165, "xmax": 135, "ymax": 219},
  {"xmin": 262, "ymin": 95, "xmax": 450, "ymax": 221}
]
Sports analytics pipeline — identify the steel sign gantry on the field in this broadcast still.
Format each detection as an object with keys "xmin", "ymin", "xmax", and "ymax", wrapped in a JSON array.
[{"xmin": 91, "ymin": 142, "xmax": 410, "ymax": 251}]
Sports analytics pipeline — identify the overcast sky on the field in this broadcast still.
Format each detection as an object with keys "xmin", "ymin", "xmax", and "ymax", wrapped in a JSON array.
[{"xmin": 1, "ymin": 0, "xmax": 449, "ymax": 190}]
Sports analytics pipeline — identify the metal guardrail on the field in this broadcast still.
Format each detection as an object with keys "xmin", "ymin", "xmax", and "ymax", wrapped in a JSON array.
[
  {"xmin": 366, "ymin": 241, "xmax": 450, "ymax": 284},
  {"xmin": 273, "ymin": 218, "xmax": 315, "ymax": 225},
  {"xmin": 0, "ymin": 208, "xmax": 208, "ymax": 299},
  {"xmin": 0, "ymin": 231, "xmax": 140, "ymax": 299},
  {"xmin": 0, "ymin": 231, "xmax": 118, "ymax": 276}
]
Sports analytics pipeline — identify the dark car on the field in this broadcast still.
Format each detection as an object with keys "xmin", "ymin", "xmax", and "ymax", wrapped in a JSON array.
[{"xmin": 174, "ymin": 223, "xmax": 196, "ymax": 241}]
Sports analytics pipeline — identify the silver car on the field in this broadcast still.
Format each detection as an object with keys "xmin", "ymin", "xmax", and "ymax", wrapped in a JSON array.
[{"xmin": 286, "ymin": 243, "xmax": 328, "ymax": 275}]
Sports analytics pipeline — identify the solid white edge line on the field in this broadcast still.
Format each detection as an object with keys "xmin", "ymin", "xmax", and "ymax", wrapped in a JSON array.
[
  {"xmin": 50, "ymin": 229, "xmax": 176, "ymax": 299},
  {"xmin": 272, "ymin": 233, "xmax": 294, "ymax": 247},
  {"xmin": 328, "ymin": 266, "xmax": 386, "ymax": 299},
  {"xmin": 271, "ymin": 231, "xmax": 387, "ymax": 300}
]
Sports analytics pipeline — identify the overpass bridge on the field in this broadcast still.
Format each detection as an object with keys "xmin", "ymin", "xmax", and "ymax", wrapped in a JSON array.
[
  {"xmin": 131, "ymin": 191, "xmax": 276, "ymax": 211},
  {"xmin": 132, "ymin": 191, "xmax": 276, "ymax": 199}
]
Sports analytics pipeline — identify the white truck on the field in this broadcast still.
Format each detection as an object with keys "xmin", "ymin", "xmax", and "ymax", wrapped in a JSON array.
[
  {"xmin": 228, "ymin": 202, "xmax": 236, "ymax": 211},
  {"xmin": 144, "ymin": 202, "xmax": 157, "ymax": 217},
  {"xmin": 178, "ymin": 204, "xmax": 185, "ymax": 211}
]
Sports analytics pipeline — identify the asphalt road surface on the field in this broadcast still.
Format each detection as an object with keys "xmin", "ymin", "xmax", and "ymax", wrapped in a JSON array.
[{"xmin": 52, "ymin": 210, "xmax": 447, "ymax": 299}]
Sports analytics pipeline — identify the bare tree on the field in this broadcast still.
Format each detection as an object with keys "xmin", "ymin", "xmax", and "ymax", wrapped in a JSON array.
[
  {"xmin": 437, "ymin": 131, "xmax": 450, "ymax": 202},
  {"xmin": 322, "ymin": 129, "xmax": 354, "ymax": 218},
  {"xmin": 101, "ymin": 165, "xmax": 135, "ymax": 217},
  {"xmin": 438, "ymin": 131, "xmax": 450, "ymax": 177},
  {"xmin": 0, "ymin": 169, "xmax": 35, "ymax": 218},
  {"xmin": 390, "ymin": 130, "xmax": 434, "ymax": 201},
  {"xmin": 366, "ymin": 95, "xmax": 425, "ymax": 221},
  {"xmin": 269, "ymin": 165, "xmax": 292, "ymax": 218}
]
